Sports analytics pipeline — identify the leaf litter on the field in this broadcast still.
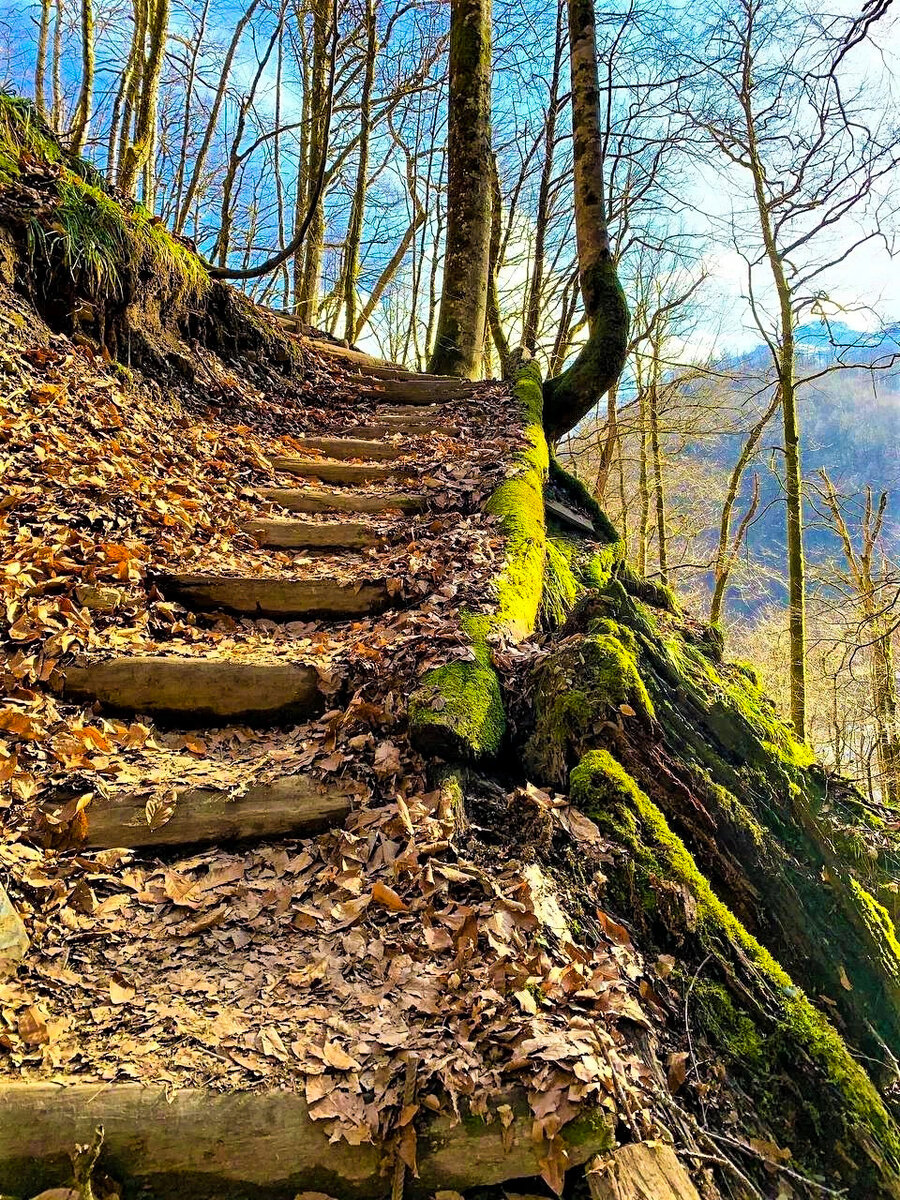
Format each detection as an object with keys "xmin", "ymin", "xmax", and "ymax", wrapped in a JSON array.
[{"xmin": 0, "ymin": 284, "xmax": 682, "ymax": 1187}]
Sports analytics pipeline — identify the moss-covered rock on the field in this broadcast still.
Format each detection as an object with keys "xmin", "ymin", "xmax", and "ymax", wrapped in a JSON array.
[
  {"xmin": 569, "ymin": 748, "xmax": 900, "ymax": 1199},
  {"xmin": 525, "ymin": 631, "xmax": 653, "ymax": 784},
  {"xmin": 409, "ymin": 361, "xmax": 549, "ymax": 762}
]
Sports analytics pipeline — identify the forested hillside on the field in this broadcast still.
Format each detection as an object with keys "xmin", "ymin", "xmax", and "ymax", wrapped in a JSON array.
[{"xmin": 1, "ymin": 0, "xmax": 900, "ymax": 1198}]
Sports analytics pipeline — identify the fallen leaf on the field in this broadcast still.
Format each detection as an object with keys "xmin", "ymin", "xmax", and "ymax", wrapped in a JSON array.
[
  {"xmin": 372, "ymin": 880, "xmax": 407, "ymax": 912},
  {"xmin": 18, "ymin": 1004, "xmax": 49, "ymax": 1045},
  {"xmin": 110, "ymin": 976, "xmax": 135, "ymax": 1005},
  {"xmin": 667, "ymin": 1050, "xmax": 689, "ymax": 1093},
  {"xmin": 322, "ymin": 1041, "xmax": 360, "ymax": 1071}
]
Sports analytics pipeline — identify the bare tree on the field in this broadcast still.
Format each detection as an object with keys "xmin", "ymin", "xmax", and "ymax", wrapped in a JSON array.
[{"xmin": 688, "ymin": 0, "xmax": 900, "ymax": 736}]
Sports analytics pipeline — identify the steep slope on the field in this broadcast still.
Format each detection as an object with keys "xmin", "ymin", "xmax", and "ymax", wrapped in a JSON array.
[{"xmin": 2, "ymin": 96, "xmax": 900, "ymax": 1200}]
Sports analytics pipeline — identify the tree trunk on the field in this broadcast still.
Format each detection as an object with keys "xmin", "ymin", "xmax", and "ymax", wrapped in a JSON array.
[
  {"xmin": 428, "ymin": 0, "xmax": 493, "ymax": 378},
  {"xmin": 709, "ymin": 387, "xmax": 780, "ymax": 625},
  {"xmin": 542, "ymin": 0, "xmax": 629, "ymax": 442},
  {"xmin": 523, "ymin": 0, "xmax": 564, "ymax": 355},
  {"xmin": 119, "ymin": 0, "xmax": 170, "ymax": 199},
  {"xmin": 340, "ymin": 0, "xmax": 377, "ymax": 344},
  {"xmin": 740, "ymin": 31, "xmax": 806, "ymax": 737},
  {"xmin": 51, "ymin": 0, "xmax": 63, "ymax": 131},
  {"xmin": 594, "ymin": 381, "xmax": 617, "ymax": 502},
  {"xmin": 636, "ymin": 366, "xmax": 650, "ymax": 578},
  {"xmin": 34, "ymin": 0, "xmax": 52, "ymax": 118},
  {"xmin": 872, "ymin": 632, "xmax": 900, "ymax": 805},
  {"xmin": 69, "ymin": 0, "xmax": 95, "ymax": 156},
  {"xmin": 295, "ymin": 0, "xmax": 330, "ymax": 324},
  {"xmin": 170, "ymin": 0, "xmax": 210, "ymax": 224},
  {"xmin": 486, "ymin": 151, "xmax": 510, "ymax": 375},
  {"xmin": 647, "ymin": 345, "xmax": 668, "ymax": 586},
  {"xmin": 213, "ymin": 12, "xmax": 283, "ymax": 266},
  {"xmin": 175, "ymin": 0, "xmax": 262, "ymax": 235}
]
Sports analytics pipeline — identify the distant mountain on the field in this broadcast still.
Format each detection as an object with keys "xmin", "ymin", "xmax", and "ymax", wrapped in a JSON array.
[{"xmin": 681, "ymin": 323, "xmax": 900, "ymax": 615}]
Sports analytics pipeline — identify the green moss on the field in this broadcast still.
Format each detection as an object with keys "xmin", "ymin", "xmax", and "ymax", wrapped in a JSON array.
[
  {"xmin": 0, "ymin": 93, "xmax": 63, "ymax": 186},
  {"xmin": 618, "ymin": 562, "xmax": 680, "ymax": 615},
  {"xmin": 1, "ymin": 92, "xmax": 208, "ymax": 310},
  {"xmin": 586, "ymin": 618, "xmax": 638, "ymax": 657},
  {"xmin": 568, "ymin": 749, "xmax": 900, "ymax": 1191},
  {"xmin": 526, "ymin": 633, "xmax": 654, "ymax": 784},
  {"xmin": 410, "ymin": 363, "xmax": 548, "ymax": 761},
  {"xmin": 847, "ymin": 877, "xmax": 900, "ymax": 993},
  {"xmin": 733, "ymin": 660, "xmax": 762, "ymax": 688},
  {"xmin": 541, "ymin": 535, "xmax": 580, "ymax": 628},
  {"xmin": 561, "ymin": 1104, "xmax": 615, "ymax": 1151},
  {"xmin": 408, "ymin": 661, "xmax": 506, "ymax": 762},
  {"xmin": 581, "ymin": 542, "xmax": 623, "ymax": 590},
  {"xmin": 692, "ymin": 980, "xmax": 765, "ymax": 1066},
  {"xmin": 549, "ymin": 454, "xmax": 623, "ymax": 546}
]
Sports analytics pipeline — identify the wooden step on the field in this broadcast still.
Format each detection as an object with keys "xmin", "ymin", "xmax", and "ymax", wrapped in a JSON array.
[
  {"xmin": 546, "ymin": 496, "xmax": 596, "ymax": 536},
  {"xmin": 271, "ymin": 457, "xmax": 409, "ymax": 485},
  {"xmin": 361, "ymin": 380, "xmax": 472, "ymax": 405},
  {"xmin": 0, "ymin": 1082, "xmax": 613, "ymax": 1199},
  {"xmin": 261, "ymin": 487, "xmax": 425, "ymax": 514},
  {"xmin": 347, "ymin": 412, "xmax": 448, "ymax": 438},
  {"xmin": 44, "ymin": 775, "xmax": 355, "ymax": 849},
  {"xmin": 243, "ymin": 518, "xmax": 379, "ymax": 549},
  {"xmin": 286, "ymin": 436, "xmax": 404, "ymax": 461},
  {"xmin": 159, "ymin": 573, "xmax": 392, "ymax": 618},
  {"xmin": 61, "ymin": 657, "xmax": 322, "ymax": 724},
  {"xmin": 377, "ymin": 404, "xmax": 445, "ymax": 420}
]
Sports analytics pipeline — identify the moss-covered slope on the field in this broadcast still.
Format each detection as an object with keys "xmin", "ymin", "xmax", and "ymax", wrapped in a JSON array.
[
  {"xmin": 510, "ymin": 460, "xmax": 900, "ymax": 1198},
  {"xmin": 0, "ymin": 93, "xmax": 296, "ymax": 376}
]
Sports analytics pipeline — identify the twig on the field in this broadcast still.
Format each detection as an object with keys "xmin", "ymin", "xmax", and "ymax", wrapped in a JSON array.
[
  {"xmin": 684, "ymin": 952, "xmax": 711, "ymax": 1125},
  {"xmin": 391, "ymin": 1052, "xmax": 419, "ymax": 1200},
  {"xmin": 703, "ymin": 1127, "xmax": 849, "ymax": 1198}
]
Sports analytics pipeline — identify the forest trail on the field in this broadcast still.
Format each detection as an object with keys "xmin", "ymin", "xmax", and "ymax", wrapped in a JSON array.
[{"xmin": 52, "ymin": 329, "xmax": 484, "ymax": 852}]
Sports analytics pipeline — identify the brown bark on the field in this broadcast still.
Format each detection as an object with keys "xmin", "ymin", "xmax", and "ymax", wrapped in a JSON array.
[
  {"xmin": 119, "ymin": 0, "xmax": 170, "ymax": 198},
  {"xmin": 69, "ymin": 0, "xmax": 95, "ymax": 156},
  {"xmin": 428, "ymin": 0, "xmax": 493, "ymax": 378},
  {"xmin": 341, "ymin": 0, "xmax": 377, "ymax": 343},
  {"xmin": 523, "ymin": 0, "xmax": 565, "ymax": 355},
  {"xmin": 542, "ymin": 0, "xmax": 629, "ymax": 441}
]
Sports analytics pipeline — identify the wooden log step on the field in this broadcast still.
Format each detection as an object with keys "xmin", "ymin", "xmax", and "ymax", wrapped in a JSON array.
[
  {"xmin": 361, "ymin": 380, "xmax": 472, "ymax": 405},
  {"xmin": 243, "ymin": 518, "xmax": 380, "ymax": 549},
  {"xmin": 376, "ymin": 404, "xmax": 445, "ymax": 420},
  {"xmin": 347, "ymin": 412, "xmax": 448, "ymax": 437},
  {"xmin": 271, "ymin": 457, "xmax": 410, "ymax": 485},
  {"xmin": 261, "ymin": 486, "xmax": 425, "ymax": 514},
  {"xmin": 287, "ymin": 436, "xmax": 404, "ymax": 461},
  {"xmin": 44, "ymin": 775, "xmax": 355, "ymax": 850},
  {"xmin": 545, "ymin": 496, "xmax": 596, "ymax": 536},
  {"xmin": 0, "ymin": 1082, "xmax": 613, "ymax": 1199},
  {"xmin": 159, "ymin": 573, "xmax": 392, "ymax": 618},
  {"xmin": 61, "ymin": 657, "xmax": 322, "ymax": 725}
]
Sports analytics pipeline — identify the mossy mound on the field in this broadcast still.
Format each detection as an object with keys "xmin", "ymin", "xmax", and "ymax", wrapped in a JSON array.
[
  {"xmin": 0, "ymin": 92, "xmax": 297, "ymax": 376},
  {"xmin": 569, "ymin": 749, "xmax": 900, "ymax": 1198},
  {"xmin": 508, "ymin": 469, "xmax": 900, "ymax": 1195},
  {"xmin": 525, "ymin": 630, "xmax": 654, "ymax": 784}
]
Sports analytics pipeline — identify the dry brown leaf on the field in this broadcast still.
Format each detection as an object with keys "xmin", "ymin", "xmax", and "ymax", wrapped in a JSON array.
[
  {"xmin": 372, "ymin": 880, "xmax": 406, "ymax": 911},
  {"xmin": 18, "ymin": 1004, "xmax": 50, "ymax": 1045},
  {"xmin": 109, "ymin": 975, "xmax": 135, "ymax": 1005},
  {"xmin": 322, "ymin": 1041, "xmax": 360, "ymax": 1071}
]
